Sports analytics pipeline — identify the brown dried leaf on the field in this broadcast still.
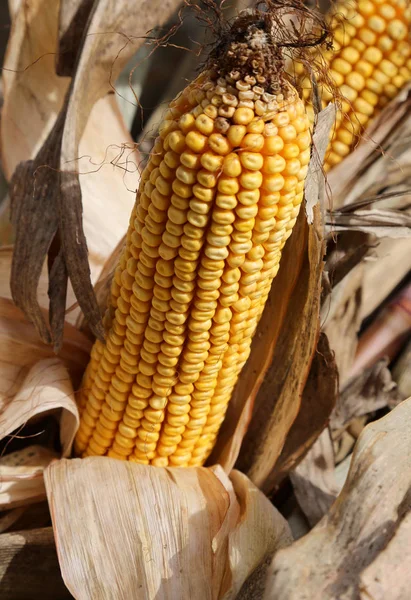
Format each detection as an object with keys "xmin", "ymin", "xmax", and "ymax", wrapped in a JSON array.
[
  {"xmin": 45, "ymin": 459, "xmax": 291, "ymax": 600},
  {"xmin": 327, "ymin": 208, "xmax": 411, "ymax": 238},
  {"xmin": 332, "ymin": 359, "xmax": 400, "ymax": 434},
  {"xmin": 360, "ymin": 511, "xmax": 411, "ymax": 600},
  {"xmin": 264, "ymin": 397, "xmax": 411, "ymax": 600},
  {"xmin": 361, "ymin": 237, "xmax": 411, "ymax": 321},
  {"xmin": 290, "ymin": 429, "xmax": 339, "ymax": 528},
  {"xmin": 57, "ymin": 0, "xmax": 94, "ymax": 76},
  {"xmin": 232, "ymin": 205, "xmax": 324, "ymax": 493},
  {"xmin": 322, "ymin": 262, "xmax": 363, "ymax": 387},
  {"xmin": 271, "ymin": 332, "xmax": 338, "ymax": 487}
]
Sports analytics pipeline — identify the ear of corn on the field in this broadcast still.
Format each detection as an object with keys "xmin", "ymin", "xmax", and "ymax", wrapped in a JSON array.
[
  {"xmin": 295, "ymin": 0, "xmax": 411, "ymax": 171},
  {"xmin": 74, "ymin": 19, "xmax": 312, "ymax": 467}
]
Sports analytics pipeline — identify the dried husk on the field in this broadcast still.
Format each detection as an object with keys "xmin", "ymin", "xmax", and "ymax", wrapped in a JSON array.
[
  {"xmin": 264, "ymin": 397, "xmax": 411, "ymax": 599},
  {"xmin": 45, "ymin": 458, "xmax": 292, "ymax": 600}
]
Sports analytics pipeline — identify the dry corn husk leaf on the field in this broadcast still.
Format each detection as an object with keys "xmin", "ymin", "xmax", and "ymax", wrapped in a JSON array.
[
  {"xmin": 360, "ymin": 511, "xmax": 411, "ymax": 600},
  {"xmin": 361, "ymin": 237, "xmax": 411, "ymax": 321},
  {"xmin": 331, "ymin": 359, "xmax": 400, "ymax": 435},
  {"xmin": 0, "ymin": 446, "xmax": 58, "ymax": 510},
  {"xmin": 0, "ymin": 358, "xmax": 79, "ymax": 458},
  {"xmin": 264, "ymin": 397, "xmax": 411, "ymax": 600},
  {"xmin": 2, "ymin": 0, "xmax": 148, "ymax": 346},
  {"xmin": 327, "ymin": 207, "xmax": 411, "ymax": 238},
  {"xmin": 290, "ymin": 429, "xmax": 339, "ymax": 528},
  {"xmin": 45, "ymin": 458, "xmax": 291, "ymax": 600},
  {"xmin": 271, "ymin": 332, "xmax": 338, "ymax": 488}
]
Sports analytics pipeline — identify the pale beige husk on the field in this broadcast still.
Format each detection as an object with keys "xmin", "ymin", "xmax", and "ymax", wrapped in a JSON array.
[{"xmin": 45, "ymin": 459, "xmax": 291, "ymax": 600}]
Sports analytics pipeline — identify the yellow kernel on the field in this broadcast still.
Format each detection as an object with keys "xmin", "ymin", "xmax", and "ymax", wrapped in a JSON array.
[
  {"xmin": 233, "ymin": 107, "xmax": 255, "ymax": 125},
  {"xmin": 239, "ymin": 151, "xmax": 263, "ymax": 170},
  {"xmin": 332, "ymin": 58, "xmax": 352, "ymax": 76},
  {"xmin": 380, "ymin": 60, "xmax": 397, "ymax": 78},
  {"xmin": 179, "ymin": 113, "xmax": 195, "ymax": 133},
  {"xmin": 263, "ymin": 155, "xmax": 286, "ymax": 174},
  {"xmin": 227, "ymin": 125, "xmax": 247, "ymax": 146},
  {"xmin": 353, "ymin": 97, "xmax": 374, "ymax": 116},
  {"xmin": 180, "ymin": 151, "xmax": 200, "ymax": 169},
  {"xmin": 241, "ymin": 133, "xmax": 265, "ymax": 151},
  {"xmin": 200, "ymin": 151, "xmax": 223, "ymax": 172},
  {"xmin": 239, "ymin": 171, "xmax": 263, "ymax": 190},
  {"xmin": 387, "ymin": 20, "xmax": 407, "ymax": 41},
  {"xmin": 263, "ymin": 136, "xmax": 284, "ymax": 154},
  {"xmin": 168, "ymin": 131, "xmax": 186, "ymax": 153},
  {"xmin": 186, "ymin": 131, "xmax": 207, "ymax": 152},
  {"xmin": 218, "ymin": 176, "xmax": 240, "ymax": 195},
  {"xmin": 363, "ymin": 47, "xmax": 383, "ymax": 65},
  {"xmin": 281, "ymin": 143, "xmax": 300, "ymax": 159},
  {"xmin": 263, "ymin": 173, "xmax": 284, "ymax": 193},
  {"xmin": 208, "ymin": 133, "xmax": 231, "ymax": 155},
  {"xmin": 223, "ymin": 153, "xmax": 242, "ymax": 177},
  {"xmin": 197, "ymin": 170, "xmax": 217, "ymax": 188},
  {"xmin": 196, "ymin": 113, "xmax": 214, "ymax": 135},
  {"xmin": 345, "ymin": 72, "xmax": 365, "ymax": 92},
  {"xmin": 237, "ymin": 188, "xmax": 260, "ymax": 206}
]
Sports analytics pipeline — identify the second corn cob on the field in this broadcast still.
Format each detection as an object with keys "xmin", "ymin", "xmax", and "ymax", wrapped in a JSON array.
[
  {"xmin": 75, "ymin": 10, "xmax": 312, "ymax": 466},
  {"xmin": 295, "ymin": 0, "xmax": 411, "ymax": 171}
]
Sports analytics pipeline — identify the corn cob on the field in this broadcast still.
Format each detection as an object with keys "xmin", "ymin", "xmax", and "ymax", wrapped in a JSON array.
[
  {"xmin": 295, "ymin": 0, "xmax": 411, "ymax": 171},
  {"xmin": 74, "ymin": 12, "xmax": 312, "ymax": 467}
]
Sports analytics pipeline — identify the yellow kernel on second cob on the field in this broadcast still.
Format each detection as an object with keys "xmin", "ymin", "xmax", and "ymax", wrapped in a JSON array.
[
  {"xmin": 75, "ymin": 11, "xmax": 312, "ymax": 467},
  {"xmin": 296, "ymin": 0, "xmax": 411, "ymax": 171}
]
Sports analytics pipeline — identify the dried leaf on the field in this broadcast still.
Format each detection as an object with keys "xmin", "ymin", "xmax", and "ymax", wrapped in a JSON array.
[
  {"xmin": 322, "ymin": 262, "xmax": 363, "ymax": 387},
  {"xmin": 45, "ymin": 458, "xmax": 291, "ymax": 600},
  {"xmin": 233, "ymin": 205, "xmax": 324, "ymax": 492},
  {"xmin": 360, "ymin": 511, "xmax": 411, "ymax": 600},
  {"xmin": 5, "ymin": 0, "xmax": 180, "ymax": 347},
  {"xmin": 290, "ymin": 429, "xmax": 339, "ymax": 528},
  {"xmin": 57, "ymin": 0, "xmax": 94, "ymax": 76},
  {"xmin": 393, "ymin": 339, "xmax": 411, "ymax": 400},
  {"xmin": 264, "ymin": 397, "xmax": 411, "ymax": 600},
  {"xmin": 332, "ymin": 359, "xmax": 400, "ymax": 434},
  {"xmin": 305, "ymin": 103, "xmax": 336, "ymax": 224},
  {"xmin": 0, "ymin": 358, "xmax": 79, "ymax": 459},
  {"xmin": 0, "ymin": 446, "xmax": 57, "ymax": 510},
  {"xmin": 327, "ymin": 208, "xmax": 411, "ymax": 238},
  {"xmin": 271, "ymin": 332, "xmax": 338, "ymax": 487},
  {"xmin": 0, "ymin": 297, "xmax": 90, "ymax": 383},
  {"xmin": 361, "ymin": 237, "xmax": 411, "ymax": 321}
]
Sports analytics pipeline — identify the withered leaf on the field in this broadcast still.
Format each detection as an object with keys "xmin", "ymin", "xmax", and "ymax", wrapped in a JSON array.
[
  {"xmin": 331, "ymin": 358, "xmax": 400, "ymax": 434},
  {"xmin": 290, "ymin": 428, "xmax": 339, "ymax": 528},
  {"xmin": 8, "ymin": 0, "xmax": 183, "ymax": 349},
  {"xmin": 271, "ymin": 332, "xmax": 338, "ymax": 488},
  {"xmin": 264, "ymin": 397, "xmax": 411, "ymax": 600},
  {"xmin": 56, "ymin": 0, "xmax": 95, "ymax": 76}
]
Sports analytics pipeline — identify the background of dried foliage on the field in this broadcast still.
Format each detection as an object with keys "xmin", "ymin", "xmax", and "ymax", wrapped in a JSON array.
[{"xmin": 0, "ymin": 0, "xmax": 410, "ymax": 599}]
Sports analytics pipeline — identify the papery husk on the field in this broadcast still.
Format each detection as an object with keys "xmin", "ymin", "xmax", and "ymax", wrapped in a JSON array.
[
  {"xmin": 264, "ymin": 397, "xmax": 411, "ymax": 599},
  {"xmin": 0, "ymin": 358, "xmax": 80, "ymax": 509},
  {"xmin": 44, "ymin": 458, "xmax": 292, "ymax": 600},
  {"xmin": 0, "ymin": 446, "xmax": 58, "ymax": 510}
]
